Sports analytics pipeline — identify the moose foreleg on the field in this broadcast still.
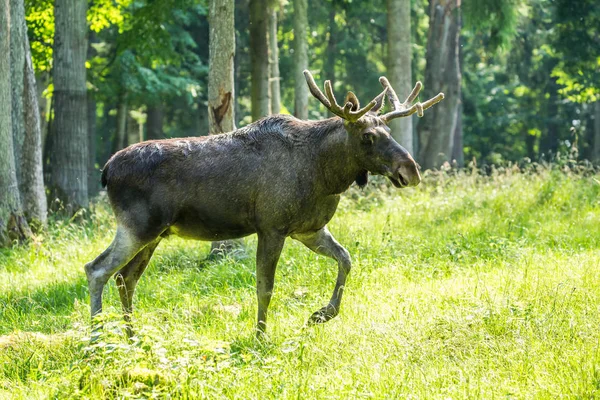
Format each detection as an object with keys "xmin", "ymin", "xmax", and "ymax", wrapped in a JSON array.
[
  {"xmin": 255, "ymin": 232, "xmax": 286, "ymax": 337},
  {"xmin": 292, "ymin": 227, "xmax": 351, "ymax": 324}
]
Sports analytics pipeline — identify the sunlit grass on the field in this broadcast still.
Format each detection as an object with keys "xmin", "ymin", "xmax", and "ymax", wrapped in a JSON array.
[{"xmin": 1, "ymin": 168, "xmax": 600, "ymax": 398}]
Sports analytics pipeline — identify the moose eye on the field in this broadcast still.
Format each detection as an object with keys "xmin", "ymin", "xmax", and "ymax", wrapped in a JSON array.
[{"xmin": 362, "ymin": 132, "xmax": 375, "ymax": 144}]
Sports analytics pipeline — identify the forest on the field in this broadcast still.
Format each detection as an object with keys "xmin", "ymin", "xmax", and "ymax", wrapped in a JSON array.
[{"xmin": 1, "ymin": 0, "xmax": 600, "ymax": 398}]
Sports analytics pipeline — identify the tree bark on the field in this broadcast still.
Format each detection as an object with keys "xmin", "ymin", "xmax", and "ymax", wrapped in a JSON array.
[
  {"xmin": 10, "ymin": 0, "xmax": 25, "ymax": 188},
  {"xmin": 147, "ymin": 104, "xmax": 165, "ymax": 139},
  {"xmin": 293, "ymin": 0, "xmax": 308, "ymax": 119},
  {"xmin": 22, "ymin": 32, "xmax": 48, "ymax": 225},
  {"xmin": 250, "ymin": 0, "xmax": 270, "ymax": 120},
  {"xmin": 36, "ymin": 73, "xmax": 50, "ymax": 148},
  {"xmin": 208, "ymin": 0, "xmax": 235, "ymax": 133},
  {"xmin": 417, "ymin": 0, "xmax": 461, "ymax": 170},
  {"xmin": 0, "ymin": 0, "xmax": 31, "ymax": 246},
  {"xmin": 387, "ymin": 0, "xmax": 413, "ymax": 154},
  {"xmin": 87, "ymin": 94, "xmax": 99, "ymax": 197},
  {"xmin": 451, "ymin": 100, "xmax": 463, "ymax": 166},
  {"xmin": 268, "ymin": 8, "xmax": 280, "ymax": 114},
  {"xmin": 87, "ymin": 30, "xmax": 99, "ymax": 197},
  {"xmin": 49, "ymin": 0, "xmax": 89, "ymax": 213},
  {"xmin": 594, "ymin": 101, "xmax": 600, "ymax": 162}
]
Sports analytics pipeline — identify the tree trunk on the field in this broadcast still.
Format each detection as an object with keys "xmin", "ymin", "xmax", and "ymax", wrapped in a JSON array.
[
  {"xmin": 36, "ymin": 73, "xmax": 50, "ymax": 148},
  {"xmin": 387, "ymin": 0, "xmax": 413, "ymax": 154},
  {"xmin": 268, "ymin": 8, "xmax": 280, "ymax": 114},
  {"xmin": 293, "ymin": 0, "xmax": 308, "ymax": 119},
  {"xmin": 451, "ymin": 30, "xmax": 464, "ymax": 166},
  {"xmin": 87, "ymin": 29, "xmax": 99, "ymax": 197},
  {"xmin": 87, "ymin": 94, "xmax": 99, "ymax": 197},
  {"xmin": 10, "ymin": 0, "xmax": 25, "ymax": 189},
  {"xmin": 208, "ymin": 0, "xmax": 235, "ymax": 133},
  {"xmin": 539, "ymin": 79, "xmax": 560, "ymax": 158},
  {"xmin": 451, "ymin": 100, "xmax": 463, "ymax": 166},
  {"xmin": 209, "ymin": 0, "xmax": 242, "ymax": 255},
  {"xmin": 126, "ymin": 111, "xmax": 138, "ymax": 146},
  {"xmin": 147, "ymin": 104, "xmax": 165, "ymax": 139},
  {"xmin": 21, "ymin": 32, "xmax": 48, "ymax": 225},
  {"xmin": 0, "ymin": 0, "xmax": 31, "ymax": 245},
  {"xmin": 249, "ymin": 0, "xmax": 270, "ymax": 120},
  {"xmin": 594, "ymin": 101, "xmax": 600, "ymax": 162},
  {"xmin": 417, "ymin": 0, "xmax": 461, "ymax": 170},
  {"xmin": 324, "ymin": 2, "xmax": 337, "ymax": 83},
  {"xmin": 113, "ymin": 92, "xmax": 128, "ymax": 153},
  {"xmin": 50, "ymin": 0, "xmax": 89, "ymax": 213}
]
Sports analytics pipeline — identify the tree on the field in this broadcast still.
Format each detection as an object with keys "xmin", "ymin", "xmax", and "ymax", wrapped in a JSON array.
[
  {"xmin": 387, "ymin": 0, "xmax": 413, "ymax": 153},
  {"xmin": 22, "ymin": 31, "xmax": 48, "ymax": 224},
  {"xmin": 10, "ymin": 0, "xmax": 26, "ymax": 191},
  {"xmin": 249, "ymin": 0, "xmax": 270, "ymax": 120},
  {"xmin": 268, "ymin": 3, "xmax": 281, "ymax": 114},
  {"xmin": 49, "ymin": 0, "xmax": 89, "ymax": 213},
  {"xmin": 9, "ymin": 0, "xmax": 47, "ymax": 225},
  {"xmin": 417, "ymin": 0, "xmax": 461, "ymax": 169},
  {"xmin": 0, "ymin": 0, "xmax": 32, "ymax": 245},
  {"xmin": 208, "ymin": 0, "xmax": 235, "ymax": 134},
  {"xmin": 293, "ymin": 0, "xmax": 308, "ymax": 119},
  {"xmin": 208, "ymin": 0, "xmax": 241, "ymax": 255}
]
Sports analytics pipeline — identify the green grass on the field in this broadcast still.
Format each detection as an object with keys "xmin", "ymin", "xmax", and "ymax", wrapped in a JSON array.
[{"xmin": 2, "ymin": 168, "xmax": 600, "ymax": 398}]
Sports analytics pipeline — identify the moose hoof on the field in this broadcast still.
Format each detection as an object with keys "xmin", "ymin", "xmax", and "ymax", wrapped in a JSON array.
[{"xmin": 308, "ymin": 305, "xmax": 339, "ymax": 325}]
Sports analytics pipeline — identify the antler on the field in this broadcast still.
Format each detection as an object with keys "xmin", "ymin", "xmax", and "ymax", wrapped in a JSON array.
[
  {"xmin": 378, "ymin": 77, "xmax": 444, "ymax": 123},
  {"xmin": 303, "ymin": 70, "xmax": 381, "ymax": 122},
  {"xmin": 303, "ymin": 69, "xmax": 444, "ymax": 124}
]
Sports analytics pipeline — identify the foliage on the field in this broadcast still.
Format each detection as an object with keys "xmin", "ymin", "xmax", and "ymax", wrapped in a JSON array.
[
  {"xmin": 462, "ymin": 0, "xmax": 523, "ymax": 52},
  {"xmin": 2, "ymin": 169, "xmax": 600, "ymax": 397},
  {"xmin": 551, "ymin": 0, "xmax": 600, "ymax": 102},
  {"xmin": 21, "ymin": 0, "xmax": 600, "ymax": 169}
]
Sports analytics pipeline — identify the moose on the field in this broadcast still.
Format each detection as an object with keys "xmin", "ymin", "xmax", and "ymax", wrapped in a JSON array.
[{"xmin": 85, "ymin": 70, "xmax": 444, "ymax": 336}]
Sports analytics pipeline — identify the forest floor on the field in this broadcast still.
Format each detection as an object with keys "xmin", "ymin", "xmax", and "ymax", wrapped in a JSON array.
[{"xmin": 1, "ymin": 166, "xmax": 600, "ymax": 398}]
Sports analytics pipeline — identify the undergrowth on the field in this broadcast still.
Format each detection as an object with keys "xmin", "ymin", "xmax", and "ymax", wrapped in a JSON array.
[{"xmin": 1, "ymin": 166, "xmax": 600, "ymax": 398}]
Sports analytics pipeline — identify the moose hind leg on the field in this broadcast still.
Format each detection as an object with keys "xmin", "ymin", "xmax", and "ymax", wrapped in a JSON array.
[
  {"xmin": 84, "ymin": 226, "xmax": 149, "ymax": 321},
  {"xmin": 292, "ymin": 227, "xmax": 351, "ymax": 324},
  {"xmin": 115, "ymin": 239, "xmax": 161, "ymax": 337}
]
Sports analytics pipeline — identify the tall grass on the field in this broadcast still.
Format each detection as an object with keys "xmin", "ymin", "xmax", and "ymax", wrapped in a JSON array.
[{"xmin": 1, "ymin": 167, "xmax": 600, "ymax": 398}]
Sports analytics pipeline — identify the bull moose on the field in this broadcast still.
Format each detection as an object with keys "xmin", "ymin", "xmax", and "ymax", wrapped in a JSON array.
[{"xmin": 85, "ymin": 70, "xmax": 444, "ymax": 336}]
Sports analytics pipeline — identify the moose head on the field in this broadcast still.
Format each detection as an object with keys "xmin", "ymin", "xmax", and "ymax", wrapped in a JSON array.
[{"xmin": 303, "ymin": 70, "xmax": 444, "ymax": 189}]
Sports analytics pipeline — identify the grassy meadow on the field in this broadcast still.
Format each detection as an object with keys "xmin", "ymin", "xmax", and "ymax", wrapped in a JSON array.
[{"xmin": 2, "ymin": 166, "xmax": 600, "ymax": 398}]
